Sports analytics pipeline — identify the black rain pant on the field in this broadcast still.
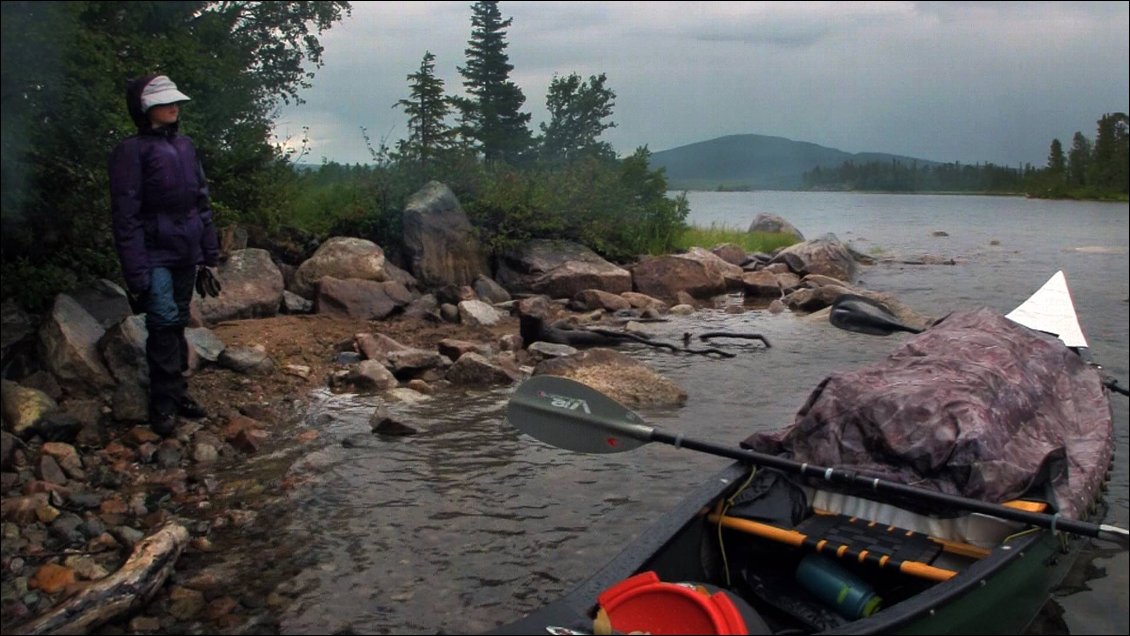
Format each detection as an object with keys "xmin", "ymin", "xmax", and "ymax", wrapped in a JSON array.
[{"xmin": 144, "ymin": 265, "xmax": 196, "ymax": 418}]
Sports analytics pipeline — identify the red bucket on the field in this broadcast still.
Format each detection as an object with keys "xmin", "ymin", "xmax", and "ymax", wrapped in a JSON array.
[{"xmin": 595, "ymin": 571, "xmax": 749, "ymax": 635}]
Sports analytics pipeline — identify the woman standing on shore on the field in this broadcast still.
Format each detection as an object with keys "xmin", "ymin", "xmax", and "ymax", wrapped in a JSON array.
[{"xmin": 108, "ymin": 74, "xmax": 220, "ymax": 436}]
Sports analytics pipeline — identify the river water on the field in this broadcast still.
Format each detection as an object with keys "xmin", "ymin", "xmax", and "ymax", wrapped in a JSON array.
[{"xmin": 207, "ymin": 192, "xmax": 1128, "ymax": 635}]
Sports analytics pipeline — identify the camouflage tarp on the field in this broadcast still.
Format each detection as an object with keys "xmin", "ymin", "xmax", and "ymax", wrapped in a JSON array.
[{"xmin": 744, "ymin": 309, "xmax": 1113, "ymax": 520}]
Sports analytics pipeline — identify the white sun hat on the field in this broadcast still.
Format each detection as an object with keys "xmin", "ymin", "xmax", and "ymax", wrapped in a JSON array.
[{"xmin": 140, "ymin": 75, "xmax": 191, "ymax": 112}]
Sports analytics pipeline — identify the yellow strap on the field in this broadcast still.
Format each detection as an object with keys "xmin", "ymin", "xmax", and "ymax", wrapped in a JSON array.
[{"xmin": 707, "ymin": 513, "xmax": 958, "ymax": 583}]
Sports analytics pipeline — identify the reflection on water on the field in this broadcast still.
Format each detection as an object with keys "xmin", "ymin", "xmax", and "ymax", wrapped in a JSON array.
[{"xmin": 203, "ymin": 193, "xmax": 1128, "ymax": 635}]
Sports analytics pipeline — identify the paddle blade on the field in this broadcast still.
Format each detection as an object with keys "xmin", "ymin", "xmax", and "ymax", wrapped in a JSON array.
[
  {"xmin": 830, "ymin": 295, "xmax": 922, "ymax": 336},
  {"xmin": 507, "ymin": 375, "xmax": 653, "ymax": 454}
]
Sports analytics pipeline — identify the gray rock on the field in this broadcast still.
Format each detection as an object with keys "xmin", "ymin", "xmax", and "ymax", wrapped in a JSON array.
[
  {"xmin": 527, "ymin": 342, "xmax": 578, "ymax": 359},
  {"xmin": 185, "ymin": 327, "xmax": 225, "ymax": 363},
  {"xmin": 346, "ymin": 360, "xmax": 399, "ymax": 391},
  {"xmin": 314, "ymin": 277, "xmax": 406, "ymax": 320},
  {"xmin": 218, "ymin": 346, "xmax": 274, "ymax": 375},
  {"xmin": 445, "ymin": 352, "xmax": 519, "ymax": 386},
  {"xmin": 748, "ymin": 213, "xmax": 805, "ymax": 242},
  {"xmin": 1, "ymin": 380, "xmax": 58, "ymax": 438},
  {"xmin": 38, "ymin": 294, "xmax": 114, "ymax": 393},
  {"xmin": 293, "ymin": 237, "xmax": 389, "ymax": 299},
  {"xmin": 99, "ymin": 315, "xmax": 148, "ymax": 383},
  {"xmin": 457, "ymin": 299, "xmax": 502, "ymax": 326},
  {"xmin": 282, "ymin": 290, "xmax": 313, "ymax": 314},
  {"xmin": 495, "ymin": 239, "xmax": 631, "ymax": 298},
  {"xmin": 198, "ymin": 248, "xmax": 285, "ymax": 323},
  {"xmin": 473, "ymin": 275, "xmax": 511, "ymax": 304},
  {"xmin": 771, "ymin": 235, "xmax": 858, "ymax": 282},
  {"xmin": 402, "ymin": 181, "xmax": 489, "ymax": 288},
  {"xmin": 67, "ymin": 279, "xmax": 133, "ymax": 329}
]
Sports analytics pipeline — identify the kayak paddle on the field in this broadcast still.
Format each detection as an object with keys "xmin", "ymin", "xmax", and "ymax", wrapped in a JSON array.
[{"xmin": 506, "ymin": 374, "xmax": 1129, "ymax": 549}]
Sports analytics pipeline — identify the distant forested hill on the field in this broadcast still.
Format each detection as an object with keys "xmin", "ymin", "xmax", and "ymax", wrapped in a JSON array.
[{"xmin": 649, "ymin": 133, "xmax": 939, "ymax": 190}]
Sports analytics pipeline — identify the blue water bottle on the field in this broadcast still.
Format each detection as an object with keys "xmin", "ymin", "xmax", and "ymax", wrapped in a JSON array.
[{"xmin": 795, "ymin": 554, "xmax": 883, "ymax": 619}]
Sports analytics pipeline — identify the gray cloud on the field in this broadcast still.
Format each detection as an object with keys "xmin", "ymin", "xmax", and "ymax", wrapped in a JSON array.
[{"xmin": 274, "ymin": 1, "xmax": 1129, "ymax": 168}]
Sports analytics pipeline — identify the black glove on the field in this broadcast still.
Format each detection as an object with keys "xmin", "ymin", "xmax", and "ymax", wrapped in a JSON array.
[
  {"xmin": 127, "ymin": 290, "xmax": 149, "ymax": 315},
  {"xmin": 195, "ymin": 266, "xmax": 222, "ymax": 298}
]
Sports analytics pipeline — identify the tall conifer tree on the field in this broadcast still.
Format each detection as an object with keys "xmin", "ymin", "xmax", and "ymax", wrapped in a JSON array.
[
  {"xmin": 1046, "ymin": 139, "xmax": 1066, "ymax": 181},
  {"xmin": 396, "ymin": 51, "xmax": 456, "ymax": 166},
  {"xmin": 1089, "ymin": 112, "xmax": 1129, "ymax": 193},
  {"xmin": 457, "ymin": 0, "xmax": 531, "ymax": 164},
  {"xmin": 1067, "ymin": 132, "xmax": 1091, "ymax": 186}
]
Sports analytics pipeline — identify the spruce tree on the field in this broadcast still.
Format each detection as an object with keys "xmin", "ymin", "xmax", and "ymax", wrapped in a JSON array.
[
  {"xmin": 1047, "ymin": 139, "xmax": 1066, "ymax": 174},
  {"xmin": 1046, "ymin": 139, "xmax": 1066, "ymax": 186},
  {"xmin": 1067, "ymin": 132, "xmax": 1091, "ymax": 187},
  {"xmin": 457, "ymin": 0, "xmax": 532, "ymax": 164},
  {"xmin": 396, "ymin": 51, "xmax": 457, "ymax": 167},
  {"xmin": 1090, "ymin": 112, "xmax": 1129, "ymax": 193}
]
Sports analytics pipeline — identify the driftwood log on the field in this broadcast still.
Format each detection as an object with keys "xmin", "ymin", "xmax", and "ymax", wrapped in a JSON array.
[
  {"xmin": 14, "ymin": 521, "xmax": 189, "ymax": 635},
  {"xmin": 585, "ymin": 329, "xmax": 736, "ymax": 358}
]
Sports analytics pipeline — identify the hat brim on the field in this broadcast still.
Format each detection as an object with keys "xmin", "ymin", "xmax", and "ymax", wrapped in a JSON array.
[{"xmin": 142, "ymin": 89, "xmax": 191, "ymax": 112}]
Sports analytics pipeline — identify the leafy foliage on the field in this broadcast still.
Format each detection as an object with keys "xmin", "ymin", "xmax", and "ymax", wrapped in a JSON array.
[
  {"xmin": 540, "ymin": 73, "xmax": 617, "ymax": 163},
  {"xmin": 1, "ymin": 0, "xmax": 351, "ymax": 310}
]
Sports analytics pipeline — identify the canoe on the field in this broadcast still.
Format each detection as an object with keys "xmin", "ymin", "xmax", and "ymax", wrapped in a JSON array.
[{"xmin": 494, "ymin": 271, "xmax": 1123, "ymax": 635}]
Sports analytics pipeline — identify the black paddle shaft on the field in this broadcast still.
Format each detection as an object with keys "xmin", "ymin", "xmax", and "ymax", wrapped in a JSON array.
[{"xmin": 648, "ymin": 429, "xmax": 1127, "ymax": 547}]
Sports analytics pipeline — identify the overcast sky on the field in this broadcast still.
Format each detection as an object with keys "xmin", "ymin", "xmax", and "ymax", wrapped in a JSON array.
[{"xmin": 273, "ymin": 1, "xmax": 1129, "ymax": 168}]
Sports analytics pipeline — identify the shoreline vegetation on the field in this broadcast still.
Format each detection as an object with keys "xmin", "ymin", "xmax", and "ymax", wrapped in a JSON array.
[
  {"xmin": 677, "ymin": 187, "xmax": 1129, "ymax": 202},
  {"xmin": 678, "ymin": 185, "xmax": 1130, "ymax": 203}
]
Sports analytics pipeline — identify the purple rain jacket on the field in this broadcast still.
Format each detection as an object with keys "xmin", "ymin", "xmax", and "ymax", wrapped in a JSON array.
[{"xmin": 109, "ymin": 74, "xmax": 220, "ymax": 294}]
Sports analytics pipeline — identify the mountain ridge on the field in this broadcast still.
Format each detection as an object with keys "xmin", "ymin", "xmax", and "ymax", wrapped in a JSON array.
[{"xmin": 648, "ymin": 133, "xmax": 941, "ymax": 190}]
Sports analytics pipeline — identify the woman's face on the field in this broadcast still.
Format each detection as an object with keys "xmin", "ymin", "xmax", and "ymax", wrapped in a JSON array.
[{"xmin": 147, "ymin": 102, "xmax": 180, "ymax": 128}]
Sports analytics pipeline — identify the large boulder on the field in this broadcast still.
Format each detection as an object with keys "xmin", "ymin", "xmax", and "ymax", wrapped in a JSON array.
[
  {"xmin": 68, "ymin": 279, "xmax": 132, "ymax": 329},
  {"xmin": 748, "ymin": 213, "xmax": 805, "ymax": 242},
  {"xmin": 292, "ymin": 237, "xmax": 389, "ymax": 299},
  {"xmin": 198, "ymin": 248, "xmax": 285, "ymax": 323},
  {"xmin": 496, "ymin": 239, "xmax": 631, "ymax": 298},
  {"xmin": 314, "ymin": 277, "xmax": 412, "ymax": 320},
  {"xmin": 38, "ymin": 294, "xmax": 114, "ymax": 394},
  {"xmin": 629, "ymin": 251, "xmax": 733, "ymax": 303},
  {"xmin": 771, "ymin": 234, "xmax": 858, "ymax": 282},
  {"xmin": 402, "ymin": 181, "xmax": 488, "ymax": 288}
]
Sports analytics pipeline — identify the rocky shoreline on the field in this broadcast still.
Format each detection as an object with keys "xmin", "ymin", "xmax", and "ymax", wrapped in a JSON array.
[{"xmin": 1, "ymin": 183, "xmax": 937, "ymax": 634}]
